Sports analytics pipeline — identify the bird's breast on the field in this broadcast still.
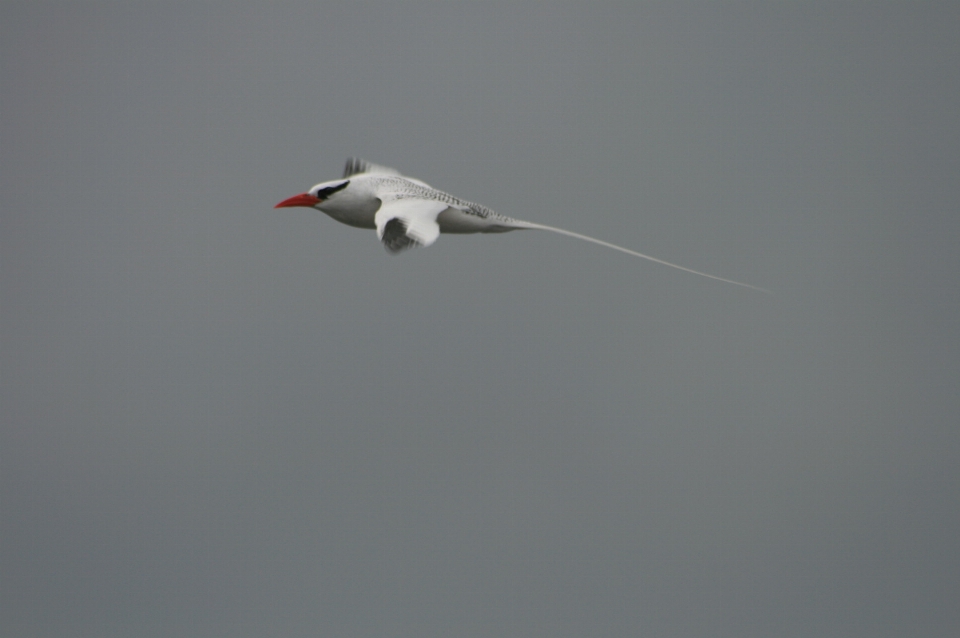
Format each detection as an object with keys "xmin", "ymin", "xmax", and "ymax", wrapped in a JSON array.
[{"xmin": 321, "ymin": 197, "xmax": 379, "ymax": 230}]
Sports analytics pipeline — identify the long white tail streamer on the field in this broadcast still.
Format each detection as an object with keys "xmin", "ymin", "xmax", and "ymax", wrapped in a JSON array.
[{"xmin": 514, "ymin": 221, "xmax": 769, "ymax": 294}]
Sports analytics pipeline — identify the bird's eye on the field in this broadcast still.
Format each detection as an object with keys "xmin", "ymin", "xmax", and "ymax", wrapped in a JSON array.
[{"xmin": 316, "ymin": 180, "xmax": 350, "ymax": 200}]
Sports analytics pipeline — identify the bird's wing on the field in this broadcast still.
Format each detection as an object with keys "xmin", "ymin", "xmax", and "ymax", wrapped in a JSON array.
[
  {"xmin": 343, "ymin": 158, "xmax": 432, "ymax": 188},
  {"xmin": 343, "ymin": 157, "xmax": 401, "ymax": 178},
  {"xmin": 506, "ymin": 219, "xmax": 768, "ymax": 293},
  {"xmin": 374, "ymin": 198, "xmax": 449, "ymax": 253}
]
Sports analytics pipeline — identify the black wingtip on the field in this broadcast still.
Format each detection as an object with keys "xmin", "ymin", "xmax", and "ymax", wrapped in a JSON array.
[
  {"xmin": 380, "ymin": 218, "xmax": 420, "ymax": 253},
  {"xmin": 343, "ymin": 157, "xmax": 369, "ymax": 179}
]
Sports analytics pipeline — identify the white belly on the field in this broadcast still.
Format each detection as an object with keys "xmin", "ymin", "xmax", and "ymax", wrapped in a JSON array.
[
  {"xmin": 322, "ymin": 200, "xmax": 378, "ymax": 229},
  {"xmin": 437, "ymin": 208, "xmax": 516, "ymax": 234}
]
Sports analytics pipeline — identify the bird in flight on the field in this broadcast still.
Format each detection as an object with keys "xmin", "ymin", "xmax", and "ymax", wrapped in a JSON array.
[{"xmin": 276, "ymin": 158, "xmax": 767, "ymax": 292}]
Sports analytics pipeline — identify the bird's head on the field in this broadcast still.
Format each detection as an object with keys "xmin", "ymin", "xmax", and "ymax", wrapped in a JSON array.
[{"xmin": 275, "ymin": 179, "xmax": 351, "ymax": 210}]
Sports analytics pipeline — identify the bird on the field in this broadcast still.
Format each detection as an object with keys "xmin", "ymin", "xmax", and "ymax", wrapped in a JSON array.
[{"xmin": 275, "ymin": 158, "xmax": 767, "ymax": 292}]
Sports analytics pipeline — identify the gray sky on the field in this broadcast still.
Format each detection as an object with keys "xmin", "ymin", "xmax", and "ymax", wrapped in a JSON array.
[{"xmin": 2, "ymin": 2, "xmax": 958, "ymax": 636}]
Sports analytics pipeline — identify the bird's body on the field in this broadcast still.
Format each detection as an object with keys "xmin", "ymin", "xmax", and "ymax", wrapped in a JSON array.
[
  {"xmin": 276, "ymin": 158, "xmax": 767, "ymax": 292},
  {"xmin": 319, "ymin": 174, "xmax": 517, "ymax": 233}
]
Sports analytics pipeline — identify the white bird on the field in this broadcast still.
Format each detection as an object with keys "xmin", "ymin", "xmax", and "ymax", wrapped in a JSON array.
[{"xmin": 275, "ymin": 158, "xmax": 767, "ymax": 292}]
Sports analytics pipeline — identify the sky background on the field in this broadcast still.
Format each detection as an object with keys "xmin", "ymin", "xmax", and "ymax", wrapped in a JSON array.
[{"xmin": 2, "ymin": 1, "xmax": 959, "ymax": 636}]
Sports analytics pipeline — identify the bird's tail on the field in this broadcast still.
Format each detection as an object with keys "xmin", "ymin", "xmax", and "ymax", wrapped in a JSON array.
[{"xmin": 508, "ymin": 220, "xmax": 769, "ymax": 293}]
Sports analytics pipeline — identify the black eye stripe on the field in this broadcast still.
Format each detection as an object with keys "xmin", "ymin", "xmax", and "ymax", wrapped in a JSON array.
[{"xmin": 316, "ymin": 180, "xmax": 350, "ymax": 199}]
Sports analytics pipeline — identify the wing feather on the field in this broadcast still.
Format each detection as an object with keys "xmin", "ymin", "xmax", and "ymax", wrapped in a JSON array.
[
  {"xmin": 343, "ymin": 157, "xmax": 432, "ymax": 187},
  {"xmin": 374, "ymin": 198, "xmax": 448, "ymax": 253},
  {"xmin": 343, "ymin": 157, "xmax": 401, "ymax": 178}
]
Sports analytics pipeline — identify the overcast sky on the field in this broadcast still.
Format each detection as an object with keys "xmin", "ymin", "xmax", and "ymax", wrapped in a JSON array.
[{"xmin": 2, "ymin": 2, "xmax": 959, "ymax": 636}]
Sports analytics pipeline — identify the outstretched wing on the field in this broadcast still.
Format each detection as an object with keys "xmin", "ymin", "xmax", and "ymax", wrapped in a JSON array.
[
  {"xmin": 343, "ymin": 157, "xmax": 432, "ymax": 188},
  {"xmin": 343, "ymin": 157, "xmax": 401, "ymax": 178},
  {"xmin": 375, "ymin": 198, "xmax": 449, "ymax": 254}
]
